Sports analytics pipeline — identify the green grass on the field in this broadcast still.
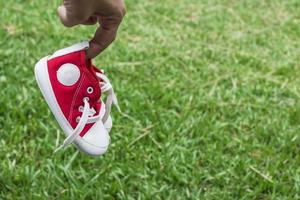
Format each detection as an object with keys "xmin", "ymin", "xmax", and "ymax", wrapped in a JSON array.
[{"xmin": 1, "ymin": 0, "xmax": 300, "ymax": 199}]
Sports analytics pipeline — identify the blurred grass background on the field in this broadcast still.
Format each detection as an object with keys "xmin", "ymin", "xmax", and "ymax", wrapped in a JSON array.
[{"xmin": 1, "ymin": 0, "xmax": 300, "ymax": 199}]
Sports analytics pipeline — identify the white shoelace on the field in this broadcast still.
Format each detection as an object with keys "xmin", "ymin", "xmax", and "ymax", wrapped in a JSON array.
[{"xmin": 54, "ymin": 73, "xmax": 119, "ymax": 153}]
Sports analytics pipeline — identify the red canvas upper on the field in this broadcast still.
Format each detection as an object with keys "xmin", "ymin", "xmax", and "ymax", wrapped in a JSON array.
[{"xmin": 47, "ymin": 50, "xmax": 102, "ymax": 137}]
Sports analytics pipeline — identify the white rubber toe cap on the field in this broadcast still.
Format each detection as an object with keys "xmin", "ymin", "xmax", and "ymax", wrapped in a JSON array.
[{"xmin": 75, "ymin": 120, "xmax": 110, "ymax": 156}]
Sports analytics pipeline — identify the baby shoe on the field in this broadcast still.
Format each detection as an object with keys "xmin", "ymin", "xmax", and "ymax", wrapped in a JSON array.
[{"xmin": 34, "ymin": 41, "xmax": 119, "ymax": 156}]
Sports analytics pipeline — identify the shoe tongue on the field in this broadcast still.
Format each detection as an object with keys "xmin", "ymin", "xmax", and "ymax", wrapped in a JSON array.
[{"xmin": 89, "ymin": 65, "xmax": 102, "ymax": 78}]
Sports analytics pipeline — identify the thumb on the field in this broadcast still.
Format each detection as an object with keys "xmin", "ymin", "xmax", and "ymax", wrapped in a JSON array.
[{"xmin": 86, "ymin": 20, "xmax": 121, "ymax": 59}]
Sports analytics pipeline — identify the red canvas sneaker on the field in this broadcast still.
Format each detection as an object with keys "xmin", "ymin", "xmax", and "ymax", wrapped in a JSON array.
[{"xmin": 34, "ymin": 41, "xmax": 119, "ymax": 156}]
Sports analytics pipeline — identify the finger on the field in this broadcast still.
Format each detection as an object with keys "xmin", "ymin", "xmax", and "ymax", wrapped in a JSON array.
[
  {"xmin": 86, "ymin": 19, "xmax": 122, "ymax": 59},
  {"xmin": 81, "ymin": 16, "xmax": 99, "ymax": 25},
  {"xmin": 57, "ymin": 5, "xmax": 77, "ymax": 27},
  {"xmin": 57, "ymin": 1, "xmax": 92, "ymax": 27}
]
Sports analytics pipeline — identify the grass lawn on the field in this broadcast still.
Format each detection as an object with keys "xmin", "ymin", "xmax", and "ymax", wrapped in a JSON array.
[{"xmin": 1, "ymin": 0, "xmax": 300, "ymax": 199}]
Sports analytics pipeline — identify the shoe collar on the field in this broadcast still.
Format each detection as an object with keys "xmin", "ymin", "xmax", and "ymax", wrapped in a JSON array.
[{"xmin": 49, "ymin": 41, "xmax": 89, "ymax": 60}]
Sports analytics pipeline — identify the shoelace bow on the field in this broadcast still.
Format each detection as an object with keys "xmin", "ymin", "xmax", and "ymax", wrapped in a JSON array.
[{"xmin": 54, "ymin": 73, "xmax": 120, "ymax": 153}]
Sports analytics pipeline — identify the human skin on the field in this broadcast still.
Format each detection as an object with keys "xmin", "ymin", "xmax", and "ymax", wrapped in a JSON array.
[{"xmin": 57, "ymin": 0, "xmax": 126, "ymax": 59}]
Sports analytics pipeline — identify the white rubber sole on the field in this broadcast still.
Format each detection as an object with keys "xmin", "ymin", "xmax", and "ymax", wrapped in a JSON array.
[{"xmin": 35, "ymin": 56, "xmax": 110, "ymax": 156}]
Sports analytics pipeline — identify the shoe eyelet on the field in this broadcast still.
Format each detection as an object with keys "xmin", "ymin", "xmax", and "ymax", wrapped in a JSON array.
[
  {"xmin": 83, "ymin": 97, "xmax": 89, "ymax": 102},
  {"xmin": 76, "ymin": 116, "xmax": 81, "ymax": 123},
  {"xmin": 78, "ymin": 106, "xmax": 84, "ymax": 112},
  {"xmin": 87, "ymin": 87, "xmax": 93, "ymax": 94}
]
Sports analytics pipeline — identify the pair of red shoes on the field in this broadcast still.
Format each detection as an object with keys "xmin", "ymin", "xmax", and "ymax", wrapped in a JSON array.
[{"xmin": 35, "ymin": 42, "xmax": 119, "ymax": 156}]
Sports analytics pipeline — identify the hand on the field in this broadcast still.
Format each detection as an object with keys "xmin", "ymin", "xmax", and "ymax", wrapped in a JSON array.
[{"xmin": 57, "ymin": 0, "xmax": 126, "ymax": 58}]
